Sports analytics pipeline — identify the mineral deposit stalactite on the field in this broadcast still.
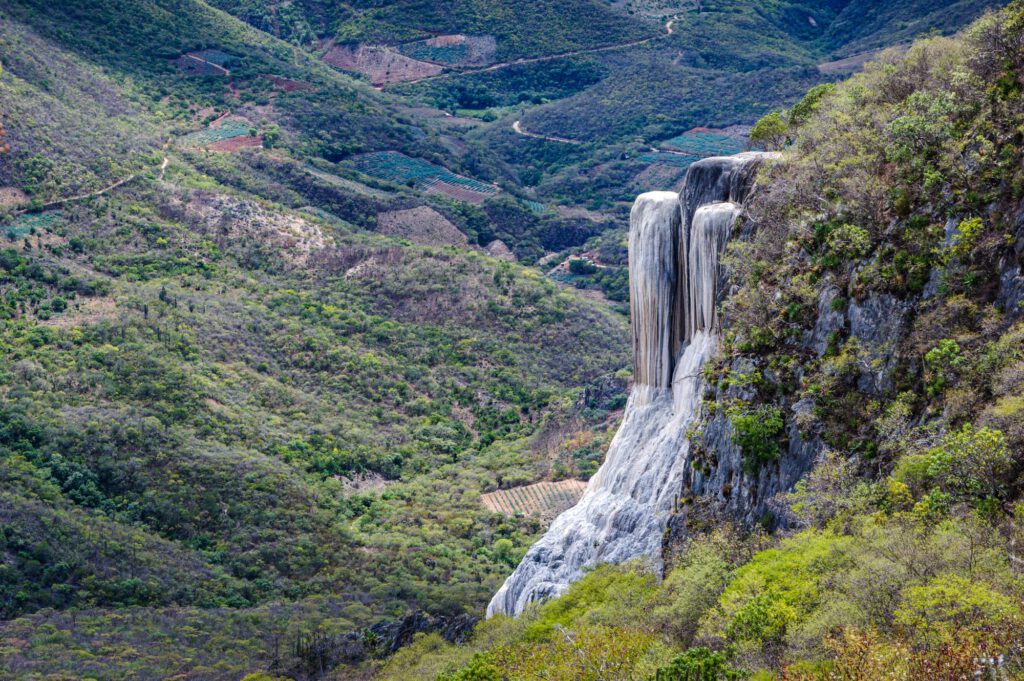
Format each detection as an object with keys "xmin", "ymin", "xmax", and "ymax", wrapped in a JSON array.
[{"xmin": 487, "ymin": 153, "xmax": 771, "ymax": 617}]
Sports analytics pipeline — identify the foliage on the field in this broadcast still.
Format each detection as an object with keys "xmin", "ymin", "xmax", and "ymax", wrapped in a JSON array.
[
  {"xmin": 728, "ymin": 404, "xmax": 786, "ymax": 473},
  {"xmin": 655, "ymin": 647, "xmax": 744, "ymax": 681},
  {"xmin": 750, "ymin": 112, "xmax": 790, "ymax": 151},
  {"xmin": 895, "ymin": 424, "xmax": 1014, "ymax": 505}
]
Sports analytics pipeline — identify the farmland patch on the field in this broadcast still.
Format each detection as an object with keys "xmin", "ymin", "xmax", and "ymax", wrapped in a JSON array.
[
  {"xmin": 377, "ymin": 206, "xmax": 468, "ymax": 247},
  {"xmin": 350, "ymin": 151, "xmax": 498, "ymax": 204},
  {"xmin": 397, "ymin": 35, "xmax": 497, "ymax": 67},
  {"xmin": 659, "ymin": 126, "xmax": 749, "ymax": 157},
  {"xmin": 179, "ymin": 118, "xmax": 254, "ymax": 148},
  {"xmin": 3, "ymin": 211, "xmax": 64, "ymax": 240},
  {"xmin": 481, "ymin": 479, "xmax": 588, "ymax": 520},
  {"xmin": 206, "ymin": 136, "xmax": 263, "ymax": 152}
]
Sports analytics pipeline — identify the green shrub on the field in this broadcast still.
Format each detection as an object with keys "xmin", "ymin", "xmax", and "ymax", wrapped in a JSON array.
[
  {"xmin": 923, "ymin": 338, "xmax": 962, "ymax": 396},
  {"xmin": 655, "ymin": 647, "xmax": 744, "ymax": 681},
  {"xmin": 729, "ymin": 404, "xmax": 786, "ymax": 473}
]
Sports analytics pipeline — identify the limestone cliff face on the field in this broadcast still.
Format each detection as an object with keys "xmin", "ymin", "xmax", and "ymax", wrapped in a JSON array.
[{"xmin": 488, "ymin": 152, "xmax": 773, "ymax": 617}]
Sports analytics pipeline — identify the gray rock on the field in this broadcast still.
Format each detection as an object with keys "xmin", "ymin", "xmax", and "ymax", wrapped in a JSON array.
[
  {"xmin": 806, "ymin": 285, "xmax": 846, "ymax": 356},
  {"xmin": 848, "ymin": 294, "xmax": 910, "ymax": 394}
]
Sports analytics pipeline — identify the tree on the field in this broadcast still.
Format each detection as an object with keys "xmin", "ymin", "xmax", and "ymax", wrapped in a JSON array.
[{"xmin": 749, "ymin": 112, "xmax": 789, "ymax": 150}]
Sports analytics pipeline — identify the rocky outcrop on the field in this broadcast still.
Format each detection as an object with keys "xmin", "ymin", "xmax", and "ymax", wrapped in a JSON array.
[{"xmin": 488, "ymin": 153, "xmax": 773, "ymax": 617}]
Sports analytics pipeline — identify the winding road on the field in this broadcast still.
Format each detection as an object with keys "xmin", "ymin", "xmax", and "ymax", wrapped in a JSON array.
[
  {"xmin": 394, "ymin": 19, "xmax": 676, "ymax": 87},
  {"xmin": 511, "ymin": 120, "xmax": 583, "ymax": 145}
]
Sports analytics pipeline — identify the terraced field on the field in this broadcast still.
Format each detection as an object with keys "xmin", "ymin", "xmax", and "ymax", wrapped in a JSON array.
[
  {"xmin": 481, "ymin": 479, "xmax": 588, "ymax": 520},
  {"xmin": 351, "ymin": 151, "xmax": 499, "ymax": 204}
]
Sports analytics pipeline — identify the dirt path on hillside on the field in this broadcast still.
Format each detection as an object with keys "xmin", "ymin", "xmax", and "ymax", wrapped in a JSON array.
[
  {"xmin": 394, "ymin": 19, "xmax": 675, "ymax": 87},
  {"xmin": 36, "ymin": 173, "xmax": 139, "ymax": 210},
  {"xmin": 185, "ymin": 53, "xmax": 231, "ymax": 76},
  {"xmin": 511, "ymin": 120, "xmax": 583, "ymax": 144}
]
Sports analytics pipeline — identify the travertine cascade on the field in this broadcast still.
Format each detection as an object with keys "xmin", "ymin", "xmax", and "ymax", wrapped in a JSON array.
[{"xmin": 488, "ymin": 153, "xmax": 769, "ymax": 617}]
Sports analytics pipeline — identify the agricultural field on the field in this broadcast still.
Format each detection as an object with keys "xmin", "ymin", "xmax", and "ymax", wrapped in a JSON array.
[
  {"xmin": 3, "ymin": 210, "xmax": 64, "ymax": 239},
  {"xmin": 397, "ymin": 34, "xmax": 497, "ymax": 66},
  {"xmin": 179, "ymin": 118, "xmax": 253, "ymax": 147},
  {"xmin": 659, "ymin": 127, "xmax": 747, "ymax": 157},
  {"xmin": 637, "ymin": 152, "xmax": 699, "ymax": 167},
  {"xmin": 206, "ymin": 135, "xmax": 262, "ymax": 152},
  {"xmin": 351, "ymin": 151, "xmax": 499, "ymax": 204},
  {"xmin": 320, "ymin": 43, "xmax": 442, "ymax": 85},
  {"xmin": 481, "ymin": 479, "xmax": 588, "ymax": 520},
  {"xmin": 525, "ymin": 200, "xmax": 548, "ymax": 214}
]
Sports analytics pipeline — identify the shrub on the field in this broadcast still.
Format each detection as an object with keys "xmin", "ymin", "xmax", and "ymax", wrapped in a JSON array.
[
  {"xmin": 568, "ymin": 258, "xmax": 598, "ymax": 275},
  {"xmin": 729, "ymin": 404, "xmax": 786, "ymax": 473},
  {"xmin": 750, "ymin": 111, "xmax": 789, "ymax": 150},
  {"xmin": 923, "ymin": 338, "xmax": 962, "ymax": 396},
  {"xmin": 825, "ymin": 224, "xmax": 871, "ymax": 260},
  {"xmin": 895, "ymin": 425, "xmax": 1013, "ymax": 505},
  {"xmin": 655, "ymin": 647, "xmax": 744, "ymax": 681}
]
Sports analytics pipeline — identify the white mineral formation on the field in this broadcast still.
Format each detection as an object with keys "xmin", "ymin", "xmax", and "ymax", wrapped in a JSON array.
[{"xmin": 487, "ymin": 153, "xmax": 770, "ymax": 617}]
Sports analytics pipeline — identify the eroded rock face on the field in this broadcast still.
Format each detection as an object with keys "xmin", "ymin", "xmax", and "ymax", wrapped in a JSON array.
[
  {"xmin": 488, "ymin": 153, "xmax": 773, "ymax": 617},
  {"xmin": 849, "ymin": 293, "xmax": 911, "ymax": 394}
]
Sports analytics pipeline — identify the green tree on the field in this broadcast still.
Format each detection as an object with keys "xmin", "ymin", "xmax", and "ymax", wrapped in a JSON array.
[{"xmin": 749, "ymin": 111, "xmax": 789, "ymax": 150}]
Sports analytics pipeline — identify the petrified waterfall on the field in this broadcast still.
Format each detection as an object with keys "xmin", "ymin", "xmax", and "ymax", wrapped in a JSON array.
[{"xmin": 487, "ymin": 153, "xmax": 771, "ymax": 617}]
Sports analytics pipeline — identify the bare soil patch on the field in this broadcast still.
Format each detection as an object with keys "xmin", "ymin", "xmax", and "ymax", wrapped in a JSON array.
[
  {"xmin": 206, "ymin": 136, "xmax": 263, "ymax": 152},
  {"xmin": 321, "ymin": 42, "xmax": 442, "ymax": 85},
  {"xmin": 0, "ymin": 187, "xmax": 28, "ymax": 208},
  {"xmin": 40, "ymin": 297, "xmax": 117, "ymax": 328}
]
